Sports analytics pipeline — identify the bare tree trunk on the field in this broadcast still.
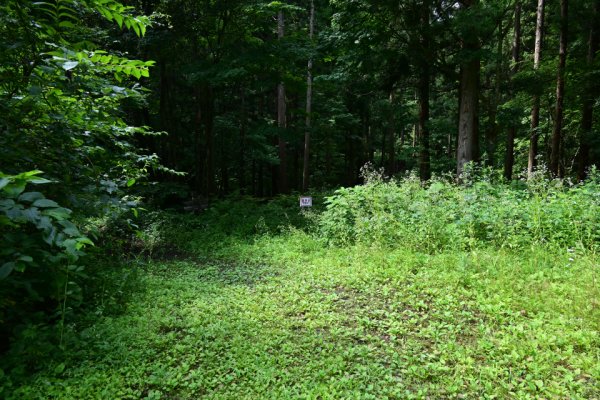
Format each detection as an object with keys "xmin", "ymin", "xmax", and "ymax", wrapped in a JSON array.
[
  {"xmin": 456, "ymin": 0, "xmax": 480, "ymax": 177},
  {"xmin": 504, "ymin": 1, "xmax": 521, "ymax": 181},
  {"xmin": 419, "ymin": 66, "xmax": 431, "ymax": 180},
  {"xmin": 302, "ymin": 0, "xmax": 314, "ymax": 192},
  {"xmin": 550, "ymin": 0, "xmax": 568, "ymax": 176},
  {"xmin": 239, "ymin": 87, "xmax": 247, "ymax": 193},
  {"xmin": 577, "ymin": 0, "xmax": 599, "ymax": 180},
  {"xmin": 485, "ymin": 22, "xmax": 504, "ymax": 168},
  {"xmin": 277, "ymin": 10, "xmax": 288, "ymax": 194},
  {"xmin": 418, "ymin": 1, "xmax": 431, "ymax": 181},
  {"xmin": 387, "ymin": 91, "xmax": 396, "ymax": 175},
  {"xmin": 528, "ymin": 0, "xmax": 545, "ymax": 176}
]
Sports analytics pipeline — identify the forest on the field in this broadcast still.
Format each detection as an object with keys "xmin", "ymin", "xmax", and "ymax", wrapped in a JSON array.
[{"xmin": 1, "ymin": 0, "xmax": 599, "ymax": 398}]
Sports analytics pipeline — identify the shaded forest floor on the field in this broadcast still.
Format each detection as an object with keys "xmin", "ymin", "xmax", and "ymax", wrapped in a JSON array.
[{"xmin": 4, "ymin": 199, "xmax": 600, "ymax": 399}]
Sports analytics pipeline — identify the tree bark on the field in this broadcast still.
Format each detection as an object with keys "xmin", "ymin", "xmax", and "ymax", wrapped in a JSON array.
[
  {"xmin": 550, "ymin": 0, "xmax": 568, "ymax": 176},
  {"xmin": 277, "ymin": 10, "xmax": 288, "ymax": 194},
  {"xmin": 302, "ymin": 0, "xmax": 314, "ymax": 192},
  {"xmin": 387, "ymin": 91, "xmax": 396, "ymax": 175},
  {"xmin": 528, "ymin": 0, "xmax": 545, "ymax": 176},
  {"xmin": 418, "ymin": 1, "xmax": 431, "ymax": 181},
  {"xmin": 577, "ymin": 0, "xmax": 599, "ymax": 180},
  {"xmin": 456, "ymin": 0, "xmax": 480, "ymax": 177},
  {"xmin": 504, "ymin": 1, "xmax": 521, "ymax": 181}
]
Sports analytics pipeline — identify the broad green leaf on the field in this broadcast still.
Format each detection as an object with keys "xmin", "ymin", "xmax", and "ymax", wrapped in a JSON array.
[
  {"xmin": 4, "ymin": 182, "xmax": 26, "ymax": 197},
  {"xmin": 0, "ymin": 178, "xmax": 9, "ymax": 190},
  {"xmin": 62, "ymin": 61, "xmax": 79, "ymax": 71},
  {"xmin": 19, "ymin": 192, "xmax": 45, "ymax": 203},
  {"xmin": 32, "ymin": 199, "xmax": 60, "ymax": 208},
  {"xmin": 127, "ymin": 178, "xmax": 136, "ymax": 187},
  {"xmin": 0, "ymin": 262, "xmax": 15, "ymax": 279}
]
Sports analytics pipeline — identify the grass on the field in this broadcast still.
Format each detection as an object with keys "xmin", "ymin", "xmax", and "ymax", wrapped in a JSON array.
[{"xmin": 2, "ymin": 198, "xmax": 599, "ymax": 399}]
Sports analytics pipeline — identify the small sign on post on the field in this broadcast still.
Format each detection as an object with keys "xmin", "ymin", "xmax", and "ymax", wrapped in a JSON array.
[{"xmin": 300, "ymin": 196, "xmax": 312, "ymax": 208}]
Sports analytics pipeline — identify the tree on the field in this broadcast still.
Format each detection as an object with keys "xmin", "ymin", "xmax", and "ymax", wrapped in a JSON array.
[
  {"xmin": 577, "ymin": 0, "xmax": 599, "ymax": 180},
  {"xmin": 528, "ymin": 0, "xmax": 545, "ymax": 176},
  {"xmin": 303, "ymin": 0, "xmax": 315, "ymax": 192},
  {"xmin": 456, "ymin": 0, "xmax": 481, "ymax": 177},
  {"xmin": 549, "ymin": 0, "xmax": 569, "ymax": 176},
  {"xmin": 504, "ymin": 0, "xmax": 521, "ymax": 181}
]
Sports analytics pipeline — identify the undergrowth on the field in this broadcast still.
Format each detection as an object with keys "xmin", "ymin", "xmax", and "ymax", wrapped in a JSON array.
[{"xmin": 1, "ymin": 173, "xmax": 599, "ymax": 399}]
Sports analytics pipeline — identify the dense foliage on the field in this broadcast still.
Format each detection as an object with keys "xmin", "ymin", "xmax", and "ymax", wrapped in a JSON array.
[
  {"xmin": 2, "ymin": 192, "xmax": 598, "ymax": 399},
  {"xmin": 1, "ymin": 0, "xmax": 600, "ymax": 398},
  {"xmin": 320, "ymin": 165, "xmax": 600, "ymax": 251}
]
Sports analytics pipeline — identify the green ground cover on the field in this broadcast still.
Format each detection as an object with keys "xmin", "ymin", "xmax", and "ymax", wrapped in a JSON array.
[{"xmin": 2, "ymin": 177, "xmax": 600, "ymax": 399}]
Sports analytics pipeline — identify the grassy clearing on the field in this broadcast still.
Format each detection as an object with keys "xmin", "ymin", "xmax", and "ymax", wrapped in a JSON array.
[{"xmin": 4, "ymin": 216, "xmax": 599, "ymax": 399}]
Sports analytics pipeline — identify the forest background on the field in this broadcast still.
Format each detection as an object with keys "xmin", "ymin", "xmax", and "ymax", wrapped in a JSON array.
[{"xmin": 1, "ymin": 0, "xmax": 599, "ymax": 397}]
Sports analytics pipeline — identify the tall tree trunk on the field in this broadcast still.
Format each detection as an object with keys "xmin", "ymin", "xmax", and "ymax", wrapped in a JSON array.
[
  {"xmin": 277, "ymin": 10, "xmax": 288, "ymax": 194},
  {"xmin": 419, "ymin": 65, "xmax": 431, "ymax": 180},
  {"xmin": 550, "ymin": 0, "xmax": 568, "ymax": 176},
  {"xmin": 504, "ymin": 1, "xmax": 521, "ymax": 181},
  {"xmin": 528, "ymin": 0, "xmax": 545, "ymax": 176},
  {"xmin": 418, "ymin": 0, "xmax": 431, "ymax": 181},
  {"xmin": 239, "ymin": 87, "xmax": 247, "ymax": 193},
  {"xmin": 577, "ymin": 0, "xmax": 599, "ymax": 180},
  {"xmin": 387, "ymin": 91, "xmax": 396, "ymax": 175},
  {"xmin": 302, "ymin": 0, "xmax": 314, "ymax": 192},
  {"xmin": 456, "ymin": 0, "xmax": 480, "ymax": 177},
  {"xmin": 204, "ymin": 87, "xmax": 215, "ymax": 196},
  {"xmin": 485, "ymin": 22, "xmax": 504, "ymax": 168}
]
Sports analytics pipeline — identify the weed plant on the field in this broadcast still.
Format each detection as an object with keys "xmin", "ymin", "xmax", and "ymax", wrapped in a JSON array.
[{"xmin": 320, "ymin": 166, "xmax": 600, "ymax": 252}]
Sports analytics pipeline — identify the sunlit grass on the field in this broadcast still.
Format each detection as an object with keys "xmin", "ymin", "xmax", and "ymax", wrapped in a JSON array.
[{"xmin": 5, "ymin": 224, "xmax": 599, "ymax": 399}]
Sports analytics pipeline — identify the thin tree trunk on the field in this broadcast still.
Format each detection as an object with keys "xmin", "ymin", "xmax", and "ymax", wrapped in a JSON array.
[
  {"xmin": 528, "ymin": 0, "xmax": 545, "ymax": 176},
  {"xmin": 277, "ymin": 9, "xmax": 288, "ymax": 194},
  {"xmin": 456, "ymin": 0, "xmax": 480, "ymax": 177},
  {"xmin": 456, "ymin": 60, "xmax": 480, "ymax": 177},
  {"xmin": 418, "ymin": 1, "xmax": 431, "ymax": 181},
  {"xmin": 550, "ymin": 0, "xmax": 568, "ymax": 176},
  {"xmin": 302, "ymin": 0, "xmax": 314, "ymax": 192},
  {"xmin": 239, "ymin": 87, "xmax": 247, "ymax": 193},
  {"xmin": 418, "ymin": 62, "xmax": 431, "ymax": 180},
  {"xmin": 504, "ymin": 1, "xmax": 521, "ymax": 181},
  {"xmin": 387, "ymin": 91, "xmax": 396, "ymax": 175},
  {"xmin": 577, "ymin": 0, "xmax": 599, "ymax": 180},
  {"xmin": 486, "ymin": 23, "xmax": 504, "ymax": 168}
]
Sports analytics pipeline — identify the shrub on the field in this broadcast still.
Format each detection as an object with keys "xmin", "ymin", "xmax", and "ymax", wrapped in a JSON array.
[
  {"xmin": 319, "ymin": 169, "xmax": 600, "ymax": 252},
  {"xmin": 0, "ymin": 171, "xmax": 92, "ymax": 354}
]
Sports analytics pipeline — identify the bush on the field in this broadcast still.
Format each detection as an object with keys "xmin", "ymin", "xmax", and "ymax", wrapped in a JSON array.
[
  {"xmin": 0, "ymin": 171, "xmax": 92, "ymax": 354},
  {"xmin": 319, "ymin": 168, "xmax": 600, "ymax": 252}
]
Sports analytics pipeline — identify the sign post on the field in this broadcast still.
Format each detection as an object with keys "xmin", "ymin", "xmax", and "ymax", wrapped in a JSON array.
[{"xmin": 299, "ymin": 196, "xmax": 312, "ymax": 208}]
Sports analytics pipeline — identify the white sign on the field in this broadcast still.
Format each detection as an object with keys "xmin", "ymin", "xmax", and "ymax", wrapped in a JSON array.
[{"xmin": 300, "ymin": 196, "xmax": 312, "ymax": 207}]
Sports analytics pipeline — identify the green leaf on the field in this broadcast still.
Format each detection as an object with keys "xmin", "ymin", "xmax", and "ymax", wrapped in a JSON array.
[
  {"xmin": 54, "ymin": 363, "xmax": 65, "ymax": 374},
  {"xmin": 19, "ymin": 192, "xmax": 45, "ymax": 203},
  {"xmin": 43, "ymin": 207, "xmax": 72, "ymax": 220},
  {"xmin": 0, "ymin": 262, "xmax": 15, "ymax": 279},
  {"xmin": 30, "ymin": 178, "xmax": 52, "ymax": 184},
  {"xmin": 32, "ymin": 199, "xmax": 60, "ymax": 208},
  {"xmin": 132, "ymin": 22, "xmax": 141, "ymax": 37},
  {"xmin": 62, "ymin": 61, "xmax": 79, "ymax": 71},
  {"xmin": 0, "ymin": 178, "xmax": 9, "ymax": 190},
  {"xmin": 127, "ymin": 178, "xmax": 136, "ymax": 187},
  {"xmin": 4, "ymin": 182, "xmax": 26, "ymax": 197},
  {"xmin": 114, "ymin": 13, "xmax": 123, "ymax": 28}
]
